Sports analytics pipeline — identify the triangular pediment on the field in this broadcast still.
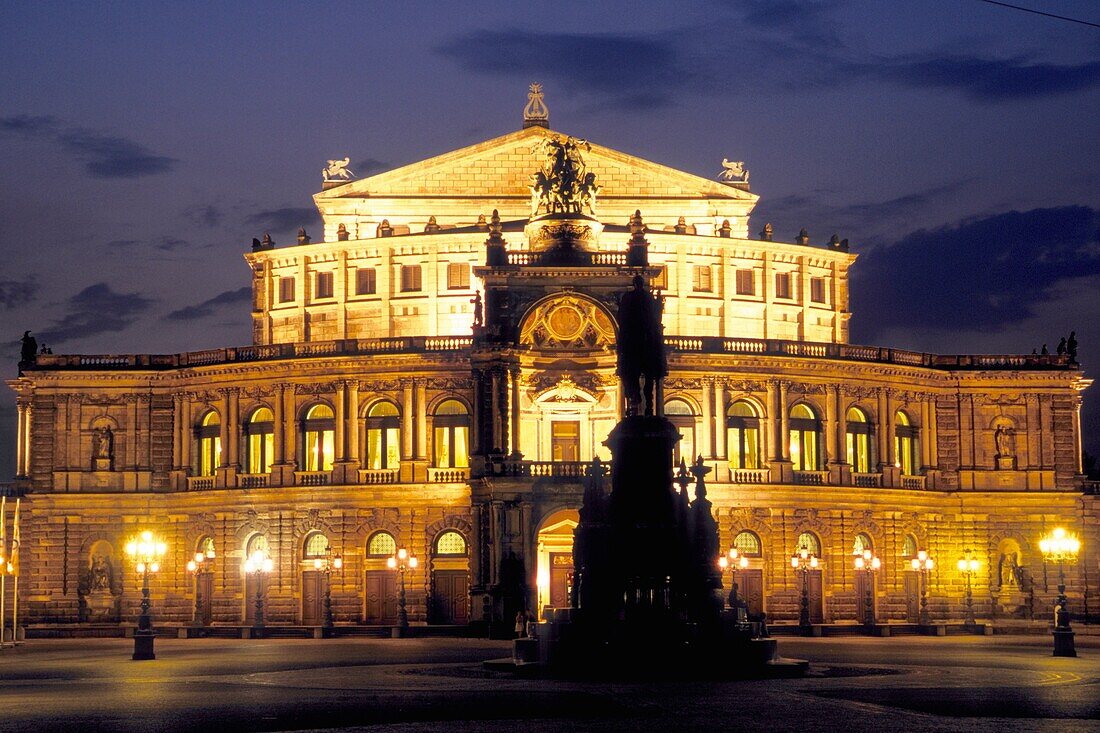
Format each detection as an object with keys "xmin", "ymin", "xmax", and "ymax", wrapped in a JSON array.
[{"xmin": 316, "ymin": 126, "xmax": 755, "ymax": 203}]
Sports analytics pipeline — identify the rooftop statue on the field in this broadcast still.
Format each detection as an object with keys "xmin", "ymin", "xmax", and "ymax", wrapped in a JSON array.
[
  {"xmin": 322, "ymin": 157, "xmax": 355, "ymax": 182},
  {"xmin": 718, "ymin": 158, "xmax": 749, "ymax": 183},
  {"xmin": 530, "ymin": 135, "xmax": 599, "ymax": 218},
  {"xmin": 522, "ymin": 82, "xmax": 549, "ymax": 128}
]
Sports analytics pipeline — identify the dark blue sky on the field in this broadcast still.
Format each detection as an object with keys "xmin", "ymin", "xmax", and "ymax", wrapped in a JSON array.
[{"xmin": 1, "ymin": 1, "xmax": 1099, "ymax": 474}]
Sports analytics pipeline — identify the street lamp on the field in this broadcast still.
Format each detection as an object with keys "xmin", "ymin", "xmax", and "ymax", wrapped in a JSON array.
[
  {"xmin": 387, "ymin": 547, "xmax": 418, "ymax": 633},
  {"xmin": 125, "ymin": 530, "xmax": 167, "ymax": 660},
  {"xmin": 312, "ymin": 549, "xmax": 343, "ymax": 634},
  {"xmin": 853, "ymin": 549, "xmax": 881, "ymax": 629},
  {"xmin": 185, "ymin": 546, "xmax": 216, "ymax": 628},
  {"xmin": 243, "ymin": 548, "xmax": 274, "ymax": 636},
  {"xmin": 910, "ymin": 549, "xmax": 934, "ymax": 626},
  {"xmin": 790, "ymin": 545, "xmax": 819, "ymax": 631},
  {"xmin": 1039, "ymin": 527, "xmax": 1081, "ymax": 657},
  {"xmin": 719, "ymin": 547, "xmax": 749, "ymax": 618},
  {"xmin": 956, "ymin": 550, "xmax": 980, "ymax": 628}
]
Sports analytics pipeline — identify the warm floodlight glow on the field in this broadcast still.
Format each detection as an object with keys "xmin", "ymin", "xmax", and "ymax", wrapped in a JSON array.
[
  {"xmin": 409, "ymin": 556, "xmax": 418, "ymax": 569},
  {"xmin": 718, "ymin": 555, "xmax": 729, "ymax": 570},
  {"xmin": 386, "ymin": 556, "xmax": 397, "ymax": 569},
  {"xmin": 333, "ymin": 555, "xmax": 343, "ymax": 570},
  {"xmin": 186, "ymin": 560, "xmax": 197, "ymax": 573}
]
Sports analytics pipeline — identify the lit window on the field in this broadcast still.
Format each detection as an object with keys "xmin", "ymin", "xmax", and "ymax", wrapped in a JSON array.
[
  {"xmin": 435, "ymin": 530, "xmax": 467, "ymax": 556},
  {"xmin": 853, "ymin": 533, "xmax": 872, "ymax": 555},
  {"xmin": 366, "ymin": 401, "xmax": 400, "ymax": 470},
  {"xmin": 367, "ymin": 531, "xmax": 396, "ymax": 557},
  {"xmin": 279, "ymin": 276, "xmax": 296, "ymax": 303},
  {"xmin": 810, "ymin": 277, "xmax": 826, "ymax": 304},
  {"xmin": 356, "ymin": 267, "xmax": 377, "ymax": 295},
  {"xmin": 245, "ymin": 407, "xmax": 275, "ymax": 474},
  {"xmin": 650, "ymin": 265, "xmax": 668, "ymax": 290},
  {"xmin": 735, "ymin": 269, "xmax": 755, "ymax": 296},
  {"xmin": 315, "ymin": 271, "xmax": 334, "ymax": 299},
  {"xmin": 665, "ymin": 399, "xmax": 696, "ymax": 466},
  {"xmin": 400, "ymin": 264, "xmax": 422, "ymax": 292},
  {"xmin": 901, "ymin": 534, "xmax": 918, "ymax": 558},
  {"xmin": 845, "ymin": 407, "xmax": 873, "ymax": 473},
  {"xmin": 246, "ymin": 534, "xmax": 268, "ymax": 557},
  {"xmin": 796, "ymin": 531, "xmax": 821, "ymax": 556},
  {"xmin": 692, "ymin": 264, "xmax": 712, "ymax": 292},
  {"xmin": 195, "ymin": 411, "xmax": 221, "ymax": 477},
  {"xmin": 304, "ymin": 532, "xmax": 329, "ymax": 558},
  {"xmin": 446, "ymin": 262, "xmax": 470, "ymax": 290},
  {"xmin": 433, "ymin": 400, "xmax": 469, "ymax": 468},
  {"xmin": 734, "ymin": 530, "xmax": 762, "ymax": 557},
  {"xmin": 301, "ymin": 404, "xmax": 334, "ymax": 472},
  {"xmin": 727, "ymin": 401, "xmax": 761, "ymax": 470},
  {"xmin": 895, "ymin": 411, "xmax": 919, "ymax": 476},
  {"xmin": 789, "ymin": 404, "xmax": 821, "ymax": 471},
  {"xmin": 775, "ymin": 272, "xmax": 792, "ymax": 299}
]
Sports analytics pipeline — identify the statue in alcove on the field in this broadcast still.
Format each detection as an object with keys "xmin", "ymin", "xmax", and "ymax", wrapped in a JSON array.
[
  {"xmin": 78, "ymin": 548, "xmax": 120, "ymax": 622},
  {"xmin": 91, "ymin": 425, "xmax": 114, "ymax": 470}
]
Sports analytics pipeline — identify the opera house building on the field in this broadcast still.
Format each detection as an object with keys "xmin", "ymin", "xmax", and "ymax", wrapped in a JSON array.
[{"xmin": 7, "ymin": 89, "xmax": 1096, "ymax": 633}]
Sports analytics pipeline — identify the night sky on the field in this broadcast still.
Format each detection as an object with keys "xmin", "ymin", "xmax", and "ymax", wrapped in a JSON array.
[{"xmin": 1, "ymin": 1, "xmax": 1098, "ymax": 478}]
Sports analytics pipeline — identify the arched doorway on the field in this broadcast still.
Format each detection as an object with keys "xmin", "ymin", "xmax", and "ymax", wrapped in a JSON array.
[
  {"xmin": 795, "ymin": 531, "xmax": 824, "ymax": 623},
  {"xmin": 429, "ymin": 530, "xmax": 470, "ymax": 625},
  {"xmin": 243, "ymin": 534, "xmax": 269, "ymax": 624},
  {"xmin": 852, "ymin": 532, "xmax": 875, "ymax": 623},
  {"xmin": 536, "ymin": 509, "xmax": 579, "ymax": 619},
  {"xmin": 364, "ymin": 531, "xmax": 398, "ymax": 624},
  {"xmin": 301, "ymin": 531, "xmax": 330, "ymax": 626}
]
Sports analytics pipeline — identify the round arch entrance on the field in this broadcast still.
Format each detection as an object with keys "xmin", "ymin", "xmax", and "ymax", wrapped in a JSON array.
[{"xmin": 535, "ymin": 508, "xmax": 579, "ymax": 619}]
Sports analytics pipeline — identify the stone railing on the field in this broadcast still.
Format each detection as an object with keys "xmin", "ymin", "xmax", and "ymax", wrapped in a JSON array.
[
  {"xmin": 295, "ymin": 471, "xmax": 331, "ymax": 487},
  {"xmin": 358, "ymin": 468, "xmax": 399, "ymax": 485},
  {"xmin": 490, "ymin": 460, "xmax": 607, "ymax": 480},
  {"xmin": 428, "ymin": 467, "xmax": 471, "ymax": 483},
  {"xmin": 239, "ymin": 473, "xmax": 268, "ymax": 489},
  {"xmin": 729, "ymin": 468, "xmax": 769, "ymax": 484},
  {"xmin": 187, "ymin": 476, "xmax": 215, "ymax": 491},
  {"xmin": 1083, "ymin": 480, "xmax": 1100, "ymax": 495},
  {"xmin": 505, "ymin": 250, "xmax": 627, "ymax": 267},
  {"xmin": 900, "ymin": 475, "xmax": 926, "ymax": 490},
  {"xmin": 852, "ymin": 472, "xmax": 882, "ymax": 488},
  {"xmin": 793, "ymin": 470, "xmax": 829, "ymax": 486}
]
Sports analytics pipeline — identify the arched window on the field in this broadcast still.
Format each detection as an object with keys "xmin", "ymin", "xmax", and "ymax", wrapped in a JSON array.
[
  {"xmin": 197, "ymin": 536, "xmax": 216, "ymax": 559},
  {"xmin": 901, "ymin": 534, "xmax": 918, "ymax": 559},
  {"xmin": 726, "ymin": 401, "xmax": 761, "ymax": 470},
  {"xmin": 434, "ymin": 530, "xmax": 467, "ymax": 556},
  {"xmin": 894, "ymin": 411, "xmax": 919, "ymax": 476},
  {"xmin": 246, "ymin": 534, "xmax": 269, "ymax": 557},
  {"xmin": 433, "ymin": 400, "xmax": 469, "ymax": 468},
  {"xmin": 664, "ymin": 399, "xmax": 696, "ymax": 466},
  {"xmin": 195, "ymin": 411, "xmax": 221, "ymax": 477},
  {"xmin": 733, "ymin": 530, "xmax": 762, "ymax": 557},
  {"xmin": 789, "ymin": 404, "xmax": 822, "ymax": 471},
  {"xmin": 303, "ymin": 531, "xmax": 329, "ymax": 558},
  {"xmin": 301, "ymin": 404, "xmax": 335, "ymax": 471},
  {"xmin": 852, "ymin": 533, "xmax": 872, "ymax": 556},
  {"xmin": 366, "ymin": 401, "xmax": 400, "ymax": 470},
  {"xmin": 367, "ymin": 531, "xmax": 396, "ymax": 557},
  {"xmin": 244, "ymin": 407, "xmax": 274, "ymax": 474},
  {"xmin": 796, "ymin": 531, "xmax": 821, "ymax": 557},
  {"xmin": 845, "ymin": 407, "xmax": 873, "ymax": 473}
]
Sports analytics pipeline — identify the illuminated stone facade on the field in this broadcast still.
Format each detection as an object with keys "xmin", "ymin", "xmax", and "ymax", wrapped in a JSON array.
[{"xmin": 7, "ymin": 102, "xmax": 1097, "ymax": 631}]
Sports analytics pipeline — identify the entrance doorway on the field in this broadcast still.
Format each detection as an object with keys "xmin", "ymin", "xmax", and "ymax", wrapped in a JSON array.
[
  {"xmin": 431, "ymin": 570, "xmax": 469, "ymax": 624},
  {"xmin": 854, "ymin": 570, "xmax": 876, "ymax": 623},
  {"xmin": 302, "ymin": 570, "xmax": 323, "ymax": 625},
  {"xmin": 536, "ymin": 509, "xmax": 580, "ymax": 619},
  {"xmin": 196, "ymin": 573, "xmax": 213, "ymax": 625},
  {"xmin": 802, "ymin": 570, "xmax": 824, "ymax": 623},
  {"xmin": 365, "ymin": 570, "xmax": 398, "ymax": 624},
  {"xmin": 739, "ymin": 568, "xmax": 764, "ymax": 619},
  {"xmin": 549, "ymin": 552, "xmax": 573, "ymax": 608},
  {"xmin": 551, "ymin": 421, "xmax": 580, "ymax": 462},
  {"xmin": 904, "ymin": 571, "xmax": 920, "ymax": 620}
]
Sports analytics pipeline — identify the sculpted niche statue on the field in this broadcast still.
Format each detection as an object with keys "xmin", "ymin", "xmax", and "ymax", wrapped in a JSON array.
[
  {"xmin": 322, "ymin": 157, "xmax": 355, "ymax": 182},
  {"xmin": 89, "ymin": 554, "xmax": 114, "ymax": 593},
  {"xmin": 617, "ymin": 275, "xmax": 667, "ymax": 416},
  {"xmin": 994, "ymin": 424, "xmax": 1015, "ymax": 459},
  {"xmin": 530, "ymin": 136, "xmax": 599, "ymax": 217}
]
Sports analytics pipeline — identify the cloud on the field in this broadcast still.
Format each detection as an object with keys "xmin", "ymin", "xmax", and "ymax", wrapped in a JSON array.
[
  {"xmin": 850, "ymin": 206, "xmax": 1100, "ymax": 339},
  {"xmin": 105, "ymin": 236, "xmax": 191, "ymax": 251},
  {"xmin": 0, "ymin": 115, "xmax": 178, "ymax": 178},
  {"xmin": 246, "ymin": 206, "xmax": 321, "ymax": 234},
  {"xmin": 0, "ymin": 276, "xmax": 39, "ymax": 309},
  {"xmin": 165, "ymin": 287, "xmax": 251, "ymax": 321},
  {"xmin": 437, "ymin": 30, "xmax": 685, "ymax": 108},
  {"xmin": 181, "ymin": 204, "xmax": 223, "ymax": 228},
  {"xmin": 356, "ymin": 158, "xmax": 390, "ymax": 176},
  {"xmin": 37, "ymin": 283, "xmax": 154, "ymax": 344}
]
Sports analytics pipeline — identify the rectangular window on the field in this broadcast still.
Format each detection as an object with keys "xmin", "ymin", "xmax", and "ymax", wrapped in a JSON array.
[
  {"xmin": 810, "ymin": 277, "xmax": 826, "ymax": 304},
  {"xmin": 446, "ymin": 262, "xmax": 470, "ymax": 290},
  {"xmin": 400, "ymin": 264, "xmax": 422, "ymax": 292},
  {"xmin": 551, "ymin": 421, "xmax": 581, "ymax": 462},
  {"xmin": 692, "ymin": 264, "xmax": 712, "ymax": 292},
  {"xmin": 775, "ymin": 272, "xmax": 792, "ymax": 299},
  {"xmin": 735, "ymin": 268, "xmax": 755, "ymax": 296},
  {"xmin": 356, "ymin": 267, "xmax": 377, "ymax": 295},
  {"xmin": 650, "ymin": 265, "xmax": 668, "ymax": 290},
  {"xmin": 315, "ymin": 271, "xmax": 334, "ymax": 299},
  {"xmin": 278, "ymin": 276, "xmax": 295, "ymax": 303}
]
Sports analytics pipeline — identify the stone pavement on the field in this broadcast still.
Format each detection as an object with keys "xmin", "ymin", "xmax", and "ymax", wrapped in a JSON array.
[{"xmin": 0, "ymin": 634, "xmax": 1096, "ymax": 732}]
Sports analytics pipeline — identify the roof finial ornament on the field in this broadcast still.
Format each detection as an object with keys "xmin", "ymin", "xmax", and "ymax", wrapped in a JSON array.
[{"xmin": 523, "ymin": 83, "xmax": 549, "ymax": 128}]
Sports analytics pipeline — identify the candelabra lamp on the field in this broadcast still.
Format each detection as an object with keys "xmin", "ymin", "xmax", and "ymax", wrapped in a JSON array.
[
  {"xmin": 125, "ymin": 531, "xmax": 167, "ymax": 660},
  {"xmin": 790, "ymin": 546, "xmax": 818, "ymax": 633},
  {"xmin": 956, "ymin": 550, "xmax": 980, "ymax": 629},
  {"xmin": 1040, "ymin": 527, "xmax": 1081, "ymax": 657},
  {"xmin": 910, "ymin": 550, "xmax": 934, "ymax": 626},
  {"xmin": 853, "ymin": 549, "xmax": 880, "ymax": 630}
]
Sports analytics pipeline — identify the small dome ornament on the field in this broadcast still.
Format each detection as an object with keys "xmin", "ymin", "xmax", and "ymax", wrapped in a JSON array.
[{"xmin": 523, "ymin": 83, "xmax": 549, "ymax": 128}]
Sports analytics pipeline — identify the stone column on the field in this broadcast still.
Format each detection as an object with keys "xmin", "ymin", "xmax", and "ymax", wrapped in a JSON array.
[
  {"xmin": 334, "ymin": 382, "xmax": 347, "ymax": 462},
  {"xmin": 22, "ymin": 402, "xmax": 32, "ymax": 477},
  {"xmin": 920, "ymin": 397, "xmax": 932, "ymax": 469},
  {"xmin": 347, "ymin": 380, "xmax": 360, "ymax": 465},
  {"xmin": 764, "ymin": 380, "xmax": 778, "ymax": 461},
  {"xmin": 218, "ymin": 390, "xmax": 230, "ymax": 468},
  {"xmin": 509, "ymin": 367, "xmax": 521, "ymax": 458},
  {"xmin": 490, "ymin": 370, "xmax": 502, "ymax": 453},
  {"xmin": 181, "ymin": 397, "xmax": 193, "ymax": 474},
  {"xmin": 884, "ymin": 389, "xmax": 896, "ymax": 467},
  {"xmin": 283, "ymin": 384, "xmax": 297, "ymax": 468},
  {"xmin": 778, "ymin": 381, "xmax": 790, "ymax": 461},
  {"xmin": 402, "ymin": 380, "xmax": 414, "ymax": 459},
  {"xmin": 1073, "ymin": 394, "xmax": 1084, "ymax": 474},
  {"xmin": 876, "ymin": 388, "xmax": 889, "ymax": 469},
  {"xmin": 701, "ymin": 380, "xmax": 713, "ymax": 459},
  {"xmin": 172, "ymin": 395, "xmax": 183, "ymax": 471},
  {"xmin": 273, "ymin": 384, "xmax": 286, "ymax": 465},
  {"xmin": 714, "ymin": 381, "xmax": 726, "ymax": 460},
  {"xmin": 15, "ymin": 401, "xmax": 27, "ymax": 477},
  {"xmin": 928, "ymin": 396, "xmax": 939, "ymax": 468},
  {"xmin": 835, "ymin": 386, "xmax": 847, "ymax": 464},
  {"xmin": 227, "ymin": 389, "xmax": 240, "ymax": 469},
  {"xmin": 415, "ymin": 381, "xmax": 428, "ymax": 460}
]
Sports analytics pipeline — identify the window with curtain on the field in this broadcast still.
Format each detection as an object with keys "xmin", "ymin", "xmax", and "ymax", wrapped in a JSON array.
[
  {"xmin": 726, "ymin": 400, "xmax": 761, "ymax": 469},
  {"xmin": 692, "ymin": 265, "xmax": 712, "ymax": 292},
  {"xmin": 366, "ymin": 401, "xmax": 400, "ymax": 470},
  {"xmin": 315, "ymin": 271, "xmax": 334, "ymax": 299},
  {"xmin": 279, "ymin": 276, "xmax": 295, "ymax": 303},
  {"xmin": 400, "ymin": 264, "xmax": 422, "ymax": 292},
  {"xmin": 789, "ymin": 404, "xmax": 822, "ymax": 471},
  {"xmin": 195, "ymin": 411, "xmax": 221, "ymax": 477},
  {"xmin": 356, "ymin": 267, "xmax": 377, "ymax": 295},
  {"xmin": 845, "ymin": 407, "xmax": 873, "ymax": 473},
  {"xmin": 433, "ymin": 400, "xmax": 469, "ymax": 468},
  {"xmin": 244, "ymin": 407, "xmax": 275, "ymax": 474},
  {"xmin": 301, "ymin": 404, "xmax": 335, "ymax": 471},
  {"xmin": 735, "ymin": 268, "xmax": 755, "ymax": 295},
  {"xmin": 446, "ymin": 262, "xmax": 470, "ymax": 290},
  {"xmin": 895, "ymin": 411, "xmax": 919, "ymax": 475}
]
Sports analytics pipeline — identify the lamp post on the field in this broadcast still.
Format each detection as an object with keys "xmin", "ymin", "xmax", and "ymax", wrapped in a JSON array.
[
  {"xmin": 719, "ymin": 547, "xmax": 750, "ymax": 617},
  {"xmin": 1040, "ymin": 527, "xmax": 1081, "ymax": 657},
  {"xmin": 243, "ymin": 549, "xmax": 274, "ymax": 637},
  {"xmin": 790, "ymin": 545, "xmax": 818, "ymax": 632},
  {"xmin": 910, "ymin": 549, "xmax": 934, "ymax": 626},
  {"xmin": 853, "ymin": 549, "xmax": 881, "ymax": 629},
  {"xmin": 125, "ymin": 530, "xmax": 167, "ymax": 660},
  {"xmin": 387, "ymin": 547, "xmax": 418, "ymax": 633},
  {"xmin": 185, "ymin": 546, "xmax": 216, "ymax": 628},
  {"xmin": 956, "ymin": 550, "xmax": 979, "ymax": 629},
  {"xmin": 312, "ymin": 549, "xmax": 343, "ymax": 634}
]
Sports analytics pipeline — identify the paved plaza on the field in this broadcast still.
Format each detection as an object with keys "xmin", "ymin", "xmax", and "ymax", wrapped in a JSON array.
[{"xmin": 0, "ymin": 634, "xmax": 1097, "ymax": 732}]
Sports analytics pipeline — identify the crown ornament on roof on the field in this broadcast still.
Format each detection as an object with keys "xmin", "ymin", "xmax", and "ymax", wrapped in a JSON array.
[{"xmin": 523, "ymin": 83, "xmax": 549, "ymax": 128}]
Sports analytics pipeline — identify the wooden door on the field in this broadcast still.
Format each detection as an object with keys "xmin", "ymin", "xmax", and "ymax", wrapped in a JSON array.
[
  {"xmin": 197, "ymin": 573, "xmax": 214, "ymax": 625},
  {"xmin": 551, "ymin": 421, "xmax": 580, "ymax": 462},
  {"xmin": 244, "ymin": 574, "xmax": 264, "ymax": 624},
  {"xmin": 365, "ymin": 570, "xmax": 397, "ymax": 624},
  {"xmin": 807, "ymin": 570, "xmax": 824, "ymax": 623},
  {"xmin": 740, "ymin": 569, "xmax": 764, "ymax": 619},
  {"xmin": 549, "ymin": 552, "xmax": 574, "ymax": 609},
  {"xmin": 431, "ymin": 570, "xmax": 469, "ymax": 624},
  {"xmin": 904, "ymin": 571, "xmax": 920, "ymax": 620},
  {"xmin": 854, "ymin": 571, "xmax": 875, "ymax": 623},
  {"xmin": 302, "ymin": 570, "xmax": 323, "ymax": 626}
]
